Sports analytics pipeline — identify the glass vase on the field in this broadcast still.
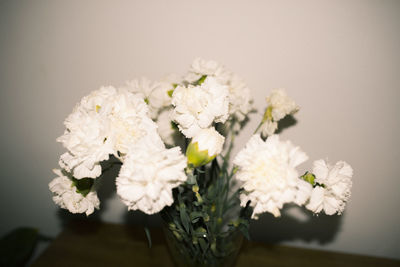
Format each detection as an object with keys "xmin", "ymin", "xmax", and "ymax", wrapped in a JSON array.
[{"xmin": 162, "ymin": 220, "xmax": 243, "ymax": 267}]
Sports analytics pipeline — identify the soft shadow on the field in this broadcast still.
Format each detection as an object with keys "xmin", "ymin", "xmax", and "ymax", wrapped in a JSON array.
[
  {"xmin": 123, "ymin": 210, "xmax": 162, "ymax": 228},
  {"xmin": 122, "ymin": 211, "xmax": 164, "ymax": 246},
  {"xmin": 56, "ymin": 158, "xmax": 121, "ymax": 230},
  {"xmin": 249, "ymin": 204, "xmax": 342, "ymax": 244},
  {"xmin": 275, "ymin": 115, "xmax": 297, "ymax": 134}
]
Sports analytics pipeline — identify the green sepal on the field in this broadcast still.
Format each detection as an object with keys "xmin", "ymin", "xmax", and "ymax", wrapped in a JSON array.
[
  {"xmin": 301, "ymin": 171, "xmax": 316, "ymax": 186},
  {"xmin": 72, "ymin": 177, "xmax": 94, "ymax": 197},
  {"xmin": 170, "ymin": 121, "xmax": 179, "ymax": 130},
  {"xmin": 195, "ymin": 75, "xmax": 207, "ymax": 85},
  {"xmin": 186, "ymin": 142, "xmax": 215, "ymax": 168},
  {"xmin": 179, "ymin": 204, "xmax": 190, "ymax": 234}
]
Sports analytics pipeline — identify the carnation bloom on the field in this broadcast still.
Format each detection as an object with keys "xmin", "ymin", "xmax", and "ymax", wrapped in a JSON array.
[
  {"xmin": 233, "ymin": 134, "xmax": 308, "ymax": 218},
  {"xmin": 171, "ymin": 76, "xmax": 229, "ymax": 138},
  {"xmin": 49, "ymin": 169, "xmax": 100, "ymax": 216},
  {"xmin": 124, "ymin": 77, "xmax": 172, "ymax": 119},
  {"xmin": 266, "ymin": 89, "xmax": 298, "ymax": 121},
  {"xmin": 185, "ymin": 58, "xmax": 253, "ymax": 131},
  {"xmin": 306, "ymin": 160, "xmax": 353, "ymax": 215},
  {"xmin": 260, "ymin": 89, "xmax": 299, "ymax": 137},
  {"xmin": 226, "ymin": 74, "xmax": 253, "ymax": 123},
  {"xmin": 57, "ymin": 87, "xmax": 117, "ymax": 178},
  {"xmin": 260, "ymin": 120, "xmax": 278, "ymax": 137},
  {"xmin": 116, "ymin": 142, "xmax": 187, "ymax": 214},
  {"xmin": 186, "ymin": 57, "xmax": 230, "ymax": 84},
  {"xmin": 156, "ymin": 108, "xmax": 183, "ymax": 147},
  {"xmin": 186, "ymin": 127, "xmax": 225, "ymax": 167},
  {"xmin": 57, "ymin": 86, "xmax": 161, "ymax": 179}
]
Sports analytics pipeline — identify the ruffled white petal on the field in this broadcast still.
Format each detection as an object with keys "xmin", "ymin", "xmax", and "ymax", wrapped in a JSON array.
[
  {"xmin": 49, "ymin": 169, "xmax": 99, "ymax": 216},
  {"xmin": 172, "ymin": 76, "xmax": 229, "ymax": 138},
  {"xmin": 116, "ymin": 144, "xmax": 187, "ymax": 214},
  {"xmin": 306, "ymin": 160, "xmax": 353, "ymax": 215},
  {"xmin": 57, "ymin": 86, "xmax": 161, "ymax": 179},
  {"xmin": 233, "ymin": 134, "xmax": 308, "ymax": 219}
]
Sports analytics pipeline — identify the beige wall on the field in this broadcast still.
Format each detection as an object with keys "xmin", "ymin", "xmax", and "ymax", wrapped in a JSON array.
[{"xmin": 1, "ymin": 0, "xmax": 399, "ymax": 259}]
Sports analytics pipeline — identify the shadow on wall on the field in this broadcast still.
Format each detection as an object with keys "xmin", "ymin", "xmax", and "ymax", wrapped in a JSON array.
[
  {"xmin": 56, "ymin": 117, "xmax": 341, "ymax": 245},
  {"xmin": 249, "ymin": 205, "xmax": 342, "ymax": 244},
  {"xmin": 56, "ymin": 159, "xmax": 122, "ymax": 229}
]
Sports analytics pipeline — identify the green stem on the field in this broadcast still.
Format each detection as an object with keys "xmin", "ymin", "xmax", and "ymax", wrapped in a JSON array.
[{"xmin": 253, "ymin": 120, "xmax": 263, "ymax": 135}]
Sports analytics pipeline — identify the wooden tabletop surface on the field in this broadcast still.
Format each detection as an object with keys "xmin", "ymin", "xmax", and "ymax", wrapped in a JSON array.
[{"xmin": 32, "ymin": 220, "xmax": 399, "ymax": 267}]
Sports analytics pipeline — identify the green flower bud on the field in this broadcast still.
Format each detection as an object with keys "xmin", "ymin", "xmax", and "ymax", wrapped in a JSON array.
[
  {"xmin": 301, "ymin": 172, "xmax": 316, "ymax": 186},
  {"xmin": 186, "ymin": 128, "xmax": 225, "ymax": 167}
]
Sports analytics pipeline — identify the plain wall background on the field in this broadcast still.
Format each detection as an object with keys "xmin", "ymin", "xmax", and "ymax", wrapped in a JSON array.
[{"xmin": 1, "ymin": 0, "xmax": 399, "ymax": 260}]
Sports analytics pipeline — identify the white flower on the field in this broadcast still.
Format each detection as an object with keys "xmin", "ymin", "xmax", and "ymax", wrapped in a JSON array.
[
  {"xmin": 107, "ymin": 89, "xmax": 162, "ymax": 154},
  {"xmin": 260, "ymin": 120, "xmax": 278, "ymax": 137},
  {"xmin": 186, "ymin": 128, "xmax": 225, "ymax": 167},
  {"xmin": 57, "ymin": 88, "xmax": 116, "ymax": 178},
  {"xmin": 259, "ymin": 89, "xmax": 298, "ymax": 137},
  {"xmin": 124, "ymin": 77, "xmax": 172, "ymax": 119},
  {"xmin": 172, "ymin": 76, "xmax": 229, "ymax": 138},
  {"xmin": 266, "ymin": 89, "xmax": 299, "ymax": 121},
  {"xmin": 156, "ymin": 109, "xmax": 183, "ymax": 147},
  {"xmin": 226, "ymin": 74, "xmax": 253, "ymax": 122},
  {"xmin": 306, "ymin": 160, "xmax": 353, "ymax": 215},
  {"xmin": 49, "ymin": 169, "xmax": 100, "ymax": 216},
  {"xmin": 185, "ymin": 58, "xmax": 253, "ymax": 129},
  {"xmin": 295, "ymin": 179, "xmax": 313, "ymax": 206},
  {"xmin": 190, "ymin": 57, "xmax": 222, "ymax": 76},
  {"xmin": 233, "ymin": 134, "xmax": 308, "ymax": 218},
  {"xmin": 116, "ymin": 143, "xmax": 187, "ymax": 214},
  {"xmin": 57, "ymin": 86, "xmax": 161, "ymax": 178},
  {"xmin": 186, "ymin": 58, "xmax": 230, "ymax": 84}
]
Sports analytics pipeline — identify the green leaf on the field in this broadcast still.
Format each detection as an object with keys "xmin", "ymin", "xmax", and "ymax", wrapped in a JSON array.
[
  {"xmin": 0, "ymin": 227, "xmax": 39, "ymax": 267},
  {"xmin": 198, "ymin": 237, "xmax": 208, "ymax": 253},
  {"xmin": 144, "ymin": 227, "xmax": 152, "ymax": 248},
  {"xmin": 179, "ymin": 204, "xmax": 190, "ymax": 234},
  {"xmin": 72, "ymin": 177, "xmax": 94, "ymax": 196},
  {"xmin": 190, "ymin": 211, "xmax": 204, "ymax": 222},
  {"xmin": 210, "ymin": 241, "xmax": 222, "ymax": 257},
  {"xmin": 238, "ymin": 224, "xmax": 250, "ymax": 240},
  {"xmin": 191, "ymin": 217, "xmax": 200, "ymax": 224}
]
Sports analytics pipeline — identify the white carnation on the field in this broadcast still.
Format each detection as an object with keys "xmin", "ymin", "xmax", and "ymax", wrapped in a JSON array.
[
  {"xmin": 107, "ymin": 88, "xmax": 162, "ymax": 154},
  {"xmin": 57, "ymin": 88, "xmax": 116, "ymax": 178},
  {"xmin": 57, "ymin": 86, "xmax": 161, "ymax": 178},
  {"xmin": 171, "ymin": 76, "xmax": 229, "ymax": 138},
  {"xmin": 192, "ymin": 128, "xmax": 225, "ymax": 158},
  {"xmin": 49, "ymin": 169, "xmax": 99, "ymax": 216},
  {"xmin": 186, "ymin": 58, "xmax": 230, "ymax": 84},
  {"xmin": 306, "ymin": 160, "xmax": 353, "ymax": 215},
  {"xmin": 156, "ymin": 108, "xmax": 183, "ymax": 147},
  {"xmin": 266, "ymin": 89, "xmax": 299, "ymax": 121},
  {"xmin": 226, "ymin": 74, "xmax": 253, "ymax": 122},
  {"xmin": 186, "ymin": 128, "xmax": 225, "ymax": 167},
  {"xmin": 260, "ymin": 120, "xmax": 278, "ymax": 137},
  {"xmin": 186, "ymin": 58, "xmax": 253, "ymax": 128},
  {"xmin": 124, "ymin": 77, "xmax": 172, "ymax": 119},
  {"xmin": 116, "ymin": 143, "xmax": 187, "ymax": 214},
  {"xmin": 233, "ymin": 134, "xmax": 308, "ymax": 218},
  {"xmin": 295, "ymin": 179, "xmax": 313, "ymax": 206}
]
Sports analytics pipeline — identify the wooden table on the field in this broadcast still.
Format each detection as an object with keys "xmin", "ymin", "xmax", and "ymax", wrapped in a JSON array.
[{"xmin": 32, "ymin": 220, "xmax": 399, "ymax": 267}]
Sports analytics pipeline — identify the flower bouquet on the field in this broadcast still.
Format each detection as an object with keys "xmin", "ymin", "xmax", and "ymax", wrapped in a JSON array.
[{"xmin": 49, "ymin": 58, "xmax": 353, "ymax": 266}]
